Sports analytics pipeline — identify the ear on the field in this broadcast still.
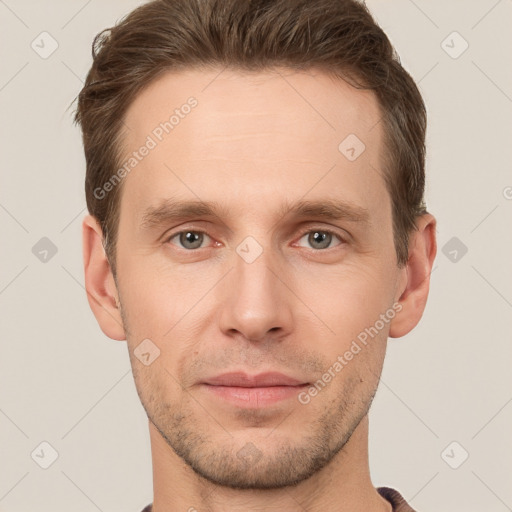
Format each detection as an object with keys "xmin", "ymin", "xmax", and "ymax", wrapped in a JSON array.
[
  {"xmin": 389, "ymin": 213, "xmax": 437, "ymax": 338},
  {"xmin": 82, "ymin": 215, "xmax": 126, "ymax": 341}
]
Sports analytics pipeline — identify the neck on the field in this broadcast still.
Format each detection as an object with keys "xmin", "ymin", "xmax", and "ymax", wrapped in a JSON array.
[{"xmin": 149, "ymin": 415, "xmax": 392, "ymax": 512}]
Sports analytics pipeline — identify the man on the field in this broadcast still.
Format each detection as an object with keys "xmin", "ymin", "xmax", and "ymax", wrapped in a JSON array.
[{"xmin": 76, "ymin": 0, "xmax": 436, "ymax": 510}]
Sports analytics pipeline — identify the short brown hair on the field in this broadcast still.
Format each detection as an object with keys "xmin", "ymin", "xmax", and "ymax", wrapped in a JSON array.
[{"xmin": 75, "ymin": 0, "xmax": 427, "ymax": 274}]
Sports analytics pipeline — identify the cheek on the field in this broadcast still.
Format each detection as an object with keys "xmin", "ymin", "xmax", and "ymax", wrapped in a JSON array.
[
  {"xmin": 117, "ymin": 262, "xmax": 217, "ymax": 383},
  {"xmin": 294, "ymin": 262, "xmax": 394, "ymax": 335},
  {"xmin": 117, "ymin": 260, "xmax": 197, "ymax": 334},
  {"xmin": 290, "ymin": 263, "xmax": 395, "ymax": 390}
]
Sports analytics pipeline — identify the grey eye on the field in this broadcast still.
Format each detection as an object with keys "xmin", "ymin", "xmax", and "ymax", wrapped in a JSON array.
[
  {"xmin": 296, "ymin": 230, "xmax": 342, "ymax": 250},
  {"xmin": 170, "ymin": 231, "xmax": 209, "ymax": 250}
]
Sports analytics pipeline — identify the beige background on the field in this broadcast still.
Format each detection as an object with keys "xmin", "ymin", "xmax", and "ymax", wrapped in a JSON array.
[{"xmin": 1, "ymin": 0, "xmax": 511, "ymax": 511}]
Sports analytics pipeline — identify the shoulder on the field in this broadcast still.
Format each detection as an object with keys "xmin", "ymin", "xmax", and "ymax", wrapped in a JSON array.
[{"xmin": 377, "ymin": 487, "xmax": 418, "ymax": 512}]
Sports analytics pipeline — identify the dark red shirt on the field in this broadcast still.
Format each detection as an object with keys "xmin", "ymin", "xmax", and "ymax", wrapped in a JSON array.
[{"xmin": 141, "ymin": 486, "xmax": 416, "ymax": 511}]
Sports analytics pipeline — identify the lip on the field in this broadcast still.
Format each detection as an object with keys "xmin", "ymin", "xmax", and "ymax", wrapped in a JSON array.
[
  {"xmin": 200, "ymin": 372, "xmax": 309, "ymax": 408},
  {"xmin": 201, "ymin": 371, "xmax": 307, "ymax": 387}
]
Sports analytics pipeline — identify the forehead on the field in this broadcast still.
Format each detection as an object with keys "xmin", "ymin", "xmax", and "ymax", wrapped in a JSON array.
[{"xmin": 118, "ymin": 66, "xmax": 386, "ymax": 225}]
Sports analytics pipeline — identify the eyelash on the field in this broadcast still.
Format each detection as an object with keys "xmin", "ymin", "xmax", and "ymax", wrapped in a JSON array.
[{"xmin": 164, "ymin": 227, "xmax": 346, "ymax": 251}]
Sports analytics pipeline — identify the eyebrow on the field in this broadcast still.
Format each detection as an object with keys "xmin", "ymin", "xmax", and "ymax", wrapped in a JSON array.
[{"xmin": 140, "ymin": 197, "xmax": 370, "ymax": 231}]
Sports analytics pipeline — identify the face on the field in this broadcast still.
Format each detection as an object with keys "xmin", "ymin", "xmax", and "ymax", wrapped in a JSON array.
[{"xmin": 112, "ymin": 67, "xmax": 405, "ymax": 489}]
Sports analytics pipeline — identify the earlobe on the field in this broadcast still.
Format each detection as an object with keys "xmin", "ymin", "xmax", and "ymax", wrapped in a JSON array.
[
  {"xmin": 82, "ymin": 215, "xmax": 126, "ymax": 341},
  {"xmin": 389, "ymin": 213, "xmax": 437, "ymax": 338}
]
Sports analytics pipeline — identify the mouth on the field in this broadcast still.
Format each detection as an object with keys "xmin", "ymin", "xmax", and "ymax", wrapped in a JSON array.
[{"xmin": 199, "ymin": 372, "xmax": 310, "ymax": 407}]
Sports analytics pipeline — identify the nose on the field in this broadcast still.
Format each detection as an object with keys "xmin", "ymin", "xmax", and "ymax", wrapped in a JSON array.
[{"xmin": 218, "ymin": 243, "xmax": 294, "ymax": 343}]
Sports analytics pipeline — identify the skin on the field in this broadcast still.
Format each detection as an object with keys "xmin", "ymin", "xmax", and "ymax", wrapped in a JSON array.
[{"xmin": 82, "ymin": 66, "xmax": 436, "ymax": 512}]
